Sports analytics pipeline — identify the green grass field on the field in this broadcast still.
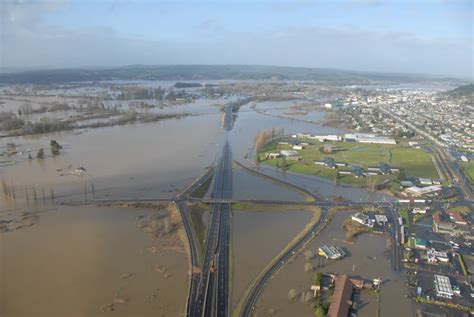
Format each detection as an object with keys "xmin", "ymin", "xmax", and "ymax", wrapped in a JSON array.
[
  {"xmin": 259, "ymin": 138, "xmax": 439, "ymax": 187},
  {"xmin": 461, "ymin": 161, "xmax": 474, "ymax": 190}
]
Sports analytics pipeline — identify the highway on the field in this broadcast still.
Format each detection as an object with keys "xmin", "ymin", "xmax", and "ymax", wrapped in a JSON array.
[{"xmin": 191, "ymin": 141, "xmax": 232, "ymax": 317}]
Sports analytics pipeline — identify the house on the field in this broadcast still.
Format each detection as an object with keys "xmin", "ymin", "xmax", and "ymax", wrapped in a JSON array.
[
  {"xmin": 351, "ymin": 212, "xmax": 371, "ymax": 226},
  {"xmin": 327, "ymin": 275, "xmax": 353, "ymax": 317},
  {"xmin": 353, "ymin": 166, "xmax": 366, "ymax": 178},
  {"xmin": 448, "ymin": 211, "xmax": 468, "ymax": 226},
  {"xmin": 367, "ymin": 163, "xmax": 399, "ymax": 175},
  {"xmin": 314, "ymin": 157, "xmax": 347, "ymax": 169},
  {"xmin": 433, "ymin": 213, "xmax": 456, "ymax": 234}
]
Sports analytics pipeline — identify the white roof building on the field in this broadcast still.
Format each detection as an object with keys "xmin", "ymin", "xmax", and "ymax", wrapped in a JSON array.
[
  {"xmin": 434, "ymin": 275, "xmax": 453, "ymax": 299},
  {"xmin": 405, "ymin": 185, "xmax": 442, "ymax": 197},
  {"xmin": 280, "ymin": 150, "xmax": 299, "ymax": 157}
]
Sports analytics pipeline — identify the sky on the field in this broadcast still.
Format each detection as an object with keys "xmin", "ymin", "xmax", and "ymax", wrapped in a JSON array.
[{"xmin": 0, "ymin": 0, "xmax": 473, "ymax": 78}]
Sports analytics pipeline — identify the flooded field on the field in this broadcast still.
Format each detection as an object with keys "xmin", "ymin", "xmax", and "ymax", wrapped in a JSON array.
[
  {"xmin": 0, "ymin": 204, "xmax": 188, "ymax": 317},
  {"xmin": 256, "ymin": 211, "xmax": 413, "ymax": 317},
  {"xmin": 230, "ymin": 207, "xmax": 313, "ymax": 311},
  {"xmin": 0, "ymin": 114, "xmax": 223, "ymax": 203},
  {"xmin": 228, "ymin": 103, "xmax": 392, "ymax": 202},
  {"xmin": 232, "ymin": 166, "xmax": 307, "ymax": 202}
]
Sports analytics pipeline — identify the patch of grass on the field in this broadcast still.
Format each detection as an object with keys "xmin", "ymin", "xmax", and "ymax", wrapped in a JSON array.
[
  {"xmin": 399, "ymin": 208, "xmax": 410, "ymax": 229},
  {"xmin": 457, "ymin": 253, "xmax": 470, "ymax": 276},
  {"xmin": 447, "ymin": 205, "xmax": 471, "ymax": 215},
  {"xmin": 188, "ymin": 203, "xmax": 211, "ymax": 264},
  {"xmin": 413, "ymin": 213, "xmax": 428, "ymax": 223},
  {"xmin": 461, "ymin": 161, "xmax": 474, "ymax": 190},
  {"xmin": 259, "ymin": 139, "xmax": 439, "ymax": 185},
  {"xmin": 230, "ymin": 202, "xmax": 249, "ymax": 210}
]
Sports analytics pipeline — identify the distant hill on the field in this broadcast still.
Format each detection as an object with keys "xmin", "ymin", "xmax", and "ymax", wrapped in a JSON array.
[
  {"xmin": 0, "ymin": 64, "xmax": 458, "ymax": 84},
  {"xmin": 445, "ymin": 83, "xmax": 474, "ymax": 99}
]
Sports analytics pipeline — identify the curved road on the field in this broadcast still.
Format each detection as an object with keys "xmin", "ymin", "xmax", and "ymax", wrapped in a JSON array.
[{"xmin": 240, "ymin": 206, "xmax": 329, "ymax": 316}]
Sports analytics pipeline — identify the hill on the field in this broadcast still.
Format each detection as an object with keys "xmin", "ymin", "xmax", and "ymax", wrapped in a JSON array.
[
  {"xmin": 0, "ymin": 64, "xmax": 455, "ymax": 84},
  {"xmin": 445, "ymin": 83, "xmax": 474, "ymax": 99}
]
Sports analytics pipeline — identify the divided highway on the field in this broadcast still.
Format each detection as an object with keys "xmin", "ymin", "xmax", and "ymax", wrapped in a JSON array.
[{"xmin": 191, "ymin": 141, "xmax": 233, "ymax": 317}]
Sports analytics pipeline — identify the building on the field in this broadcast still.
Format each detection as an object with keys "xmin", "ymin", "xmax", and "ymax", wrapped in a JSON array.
[
  {"xmin": 400, "ymin": 181, "xmax": 414, "ymax": 187},
  {"xmin": 433, "ymin": 213, "xmax": 455, "ymax": 234},
  {"xmin": 413, "ymin": 207, "xmax": 428, "ymax": 214},
  {"xmin": 310, "ymin": 134, "xmax": 341, "ymax": 142},
  {"xmin": 367, "ymin": 163, "xmax": 399, "ymax": 175},
  {"xmin": 314, "ymin": 157, "xmax": 347, "ymax": 169},
  {"xmin": 318, "ymin": 245, "xmax": 346, "ymax": 260},
  {"xmin": 344, "ymin": 133, "xmax": 396, "ymax": 144},
  {"xmin": 374, "ymin": 214, "xmax": 388, "ymax": 226},
  {"xmin": 434, "ymin": 275, "xmax": 454, "ymax": 299},
  {"xmin": 327, "ymin": 275, "xmax": 353, "ymax": 317},
  {"xmin": 448, "ymin": 211, "xmax": 468, "ymax": 226},
  {"xmin": 427, "ymin": 248, "xmax": 450, "ymax": 264},
  {"xmin": 266, "ymin": 152, "xmax": 280, "ymax": 159},
  {"xmin": 414, "ymin": 238, "xmax": 428, "ymax": 249},
  {"xmin": 351, "ymin": 212, "xmax": 370, "ymax": 226},
  {"xmin": 419, "ymin": 178, "xmax": 434, "ymax": 186},
  {"xmin": 280, "ymin": 150, "xmax": 299, "ymax": 157},
  {"xmin": 405, "ymin": 185, "xmax": 442, "ymax": 197}
]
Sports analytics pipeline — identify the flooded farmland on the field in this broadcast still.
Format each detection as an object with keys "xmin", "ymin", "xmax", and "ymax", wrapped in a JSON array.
[
  {"xmin": 0, "ymin": 205, "xmax": 188, "ymax": 317},
  {"xmin": 0, "ymin": 114, "xmax": 223, "ymax": 203},
  {"xmin": 232, "ymin": 166, "xmax": 307, "ymax": 202}
]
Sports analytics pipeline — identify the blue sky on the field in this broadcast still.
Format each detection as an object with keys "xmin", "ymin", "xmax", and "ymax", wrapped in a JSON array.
[{"xmin": 1, "ymin": 0, "xmax": 473, "ymax": 78}]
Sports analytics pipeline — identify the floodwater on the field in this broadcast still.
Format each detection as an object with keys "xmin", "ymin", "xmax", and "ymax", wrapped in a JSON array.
[
  {"xmin": 229, "ymin": 102, "xmax": 391, "ymax": 202},
  {"xmin": 256, "ymin": 211, "xmax": 413, "ymax": 317},
  {"xmin": 232, "ymin": 165, "xmax": 306, "ymax": 202},
  {"xmin": 230, "ymin": 209, "xmax": 313, "ymax": 311},
  {"xmin": 0, "ymin": 114, "xmax": 223, "ymax": 205},
  {"xmin": 0, "ymin": 205, "xmax": 188, "ymax": 317}
]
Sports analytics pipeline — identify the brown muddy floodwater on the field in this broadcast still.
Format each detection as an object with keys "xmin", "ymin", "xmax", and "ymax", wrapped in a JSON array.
[
  {"xmin": 230, "ymin": 208, "xmax": 313, "ymax": 312},
  {"xmin": 256, "ymin": 212, "xmax": 414, "ymax": 317},
  {"xmin": 0, "ymin": 114, "xmax": 222, "ymax": 204},
  {"xmin": 232, "ymin": 166, "xmax": 307, "ymax": 202},
  {"xmin": 0, "ymin": 205, "xmax": 188, "ymax": 317}
]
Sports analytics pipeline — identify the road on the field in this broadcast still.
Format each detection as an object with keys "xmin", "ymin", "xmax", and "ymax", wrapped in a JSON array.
[
  {"xmin": 240, "ymin": 207, "xmax": 329, "ymax": 316},
  {"xmin": 191, "ymin": 141, "xmax": 232, "ymax": 317},
  {"xmin": 379, "ymin": 107, "xmax": 473, "ymax": 200}
]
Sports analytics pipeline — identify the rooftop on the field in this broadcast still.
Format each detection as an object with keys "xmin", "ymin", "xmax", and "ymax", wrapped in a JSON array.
[{"xmin": 327, "ymin": 274, "xmax": 353, "ymax": 317}]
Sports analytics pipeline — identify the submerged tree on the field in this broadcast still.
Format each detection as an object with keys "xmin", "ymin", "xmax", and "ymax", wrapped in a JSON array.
[
  {"xmin": 50, "ymin": 140, "xmax": 62, "ymax": 156},
  {"xmin": 36, "ymin": 148, "xmax": 44, "ymax": 159}
]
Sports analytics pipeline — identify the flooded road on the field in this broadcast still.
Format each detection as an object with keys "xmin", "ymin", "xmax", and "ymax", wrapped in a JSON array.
[
  {"xmin": 0, "ymin": 205, "xmax": 188, "ymax": 317},
  {"xmin": 1, "ymin": 94, "xmax": 405, "ymax": 316},
  {"xmin": 231, "ymin": 208, "xmax": 312, "ymax": 311},
  {"xmin": 256, "ymin": 211, "xmax": 413, "ymax": 317}
]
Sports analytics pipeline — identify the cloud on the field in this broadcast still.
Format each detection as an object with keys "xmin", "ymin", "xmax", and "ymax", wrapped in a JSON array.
[{"xmin": 0, "ymin": 1, "xmax": 472, "ymax": 79}]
